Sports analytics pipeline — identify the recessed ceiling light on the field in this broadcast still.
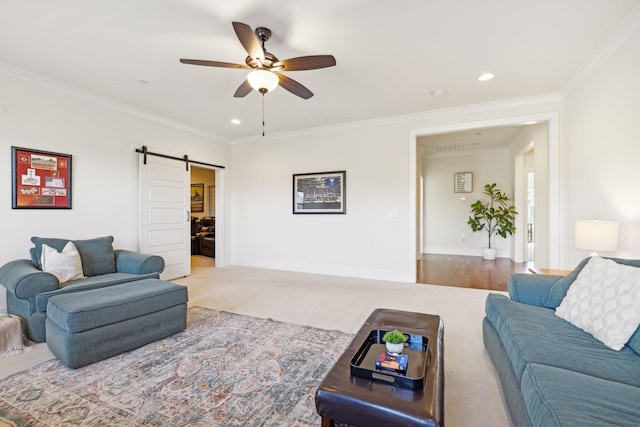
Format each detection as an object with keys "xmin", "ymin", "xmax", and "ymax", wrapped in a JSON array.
[
  {"xmin": 430, "ymin": 89, "xmax": 446, "ymax": 97},
  {"xmin": 477, "ymin": 73, "xmax": 494, "ymax": 82},
  {"xmin": 230, "ymin": 118, "xmax": 241, "ymax": 125}
]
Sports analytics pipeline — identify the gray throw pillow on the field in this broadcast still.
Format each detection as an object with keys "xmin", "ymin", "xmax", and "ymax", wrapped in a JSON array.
[
  {"xmin": 72, "ymin": 236, "xmax": 116, "ymax": 276},
  {"xmin": 31, "ymin": 236, "xmax": 116, "ymax": 277}
]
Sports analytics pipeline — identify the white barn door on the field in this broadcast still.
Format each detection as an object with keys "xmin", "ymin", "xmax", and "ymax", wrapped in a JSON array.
[{"xmin": 139, "ymin": 154, "xmax": 190, "ymax": 279}]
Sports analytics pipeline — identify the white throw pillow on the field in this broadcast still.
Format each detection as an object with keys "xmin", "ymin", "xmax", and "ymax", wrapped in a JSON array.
[
  {"xmin": 556, "ymin": 256, "xmax": 640, "ymax": 350},
  {"xmin": 40, "ymin": 242, "xmax": 85, "ymax": 286}
]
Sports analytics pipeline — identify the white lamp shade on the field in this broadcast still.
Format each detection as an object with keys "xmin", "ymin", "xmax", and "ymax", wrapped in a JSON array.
[
  {"xmin": 247, "ymin": 69, "xmax": 279, "ymax": 92},
  {"xmin": 574, "ymin": 220, "xmax": 619, "ymax": 254}
]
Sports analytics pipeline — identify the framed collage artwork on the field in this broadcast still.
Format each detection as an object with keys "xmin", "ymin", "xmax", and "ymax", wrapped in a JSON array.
[{"xmin": 11, "ymin": 146, "xmax": 73, "ymax": 209}]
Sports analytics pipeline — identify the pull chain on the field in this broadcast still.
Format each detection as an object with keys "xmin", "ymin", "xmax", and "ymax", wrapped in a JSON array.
[{"xmin": 257, "ymin": 88, "xmax": 269, "ymax": 137}]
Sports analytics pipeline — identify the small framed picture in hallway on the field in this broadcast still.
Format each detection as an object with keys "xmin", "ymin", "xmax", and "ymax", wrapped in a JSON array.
[{"xmin": 454, "ymin": 172, "xmax": 473, "ymax": 193}]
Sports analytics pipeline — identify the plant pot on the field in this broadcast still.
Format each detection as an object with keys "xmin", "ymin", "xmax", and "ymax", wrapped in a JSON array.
[
  {"xmin": 482, "ymin": 248, "xmax": 497, "ymax": 260},
  {"xmin": 386, "ymin": 342, "xmax": 404, "ymax": 354}
]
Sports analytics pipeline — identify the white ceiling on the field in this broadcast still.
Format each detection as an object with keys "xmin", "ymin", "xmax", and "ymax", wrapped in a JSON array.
[{"xmin": 1, "ymin": 0, "xmax": 638, "ymax": 141}]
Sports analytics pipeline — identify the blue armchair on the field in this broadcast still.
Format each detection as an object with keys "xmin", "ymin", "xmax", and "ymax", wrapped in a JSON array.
[{"xmin": 0, "ymin": 236, "xmax": 164, "ymax": 342}]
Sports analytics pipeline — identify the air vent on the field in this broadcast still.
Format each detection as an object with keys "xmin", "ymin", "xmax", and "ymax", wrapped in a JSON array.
[{"xmin": 434, "ymin": 144, "xmax": 465, "ymax": 153}]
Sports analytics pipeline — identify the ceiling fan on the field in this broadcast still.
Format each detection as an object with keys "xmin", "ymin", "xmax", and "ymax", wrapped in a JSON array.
[{"xmin": 180, "ymin": 22, "xmax": 336, "ymax": 99}]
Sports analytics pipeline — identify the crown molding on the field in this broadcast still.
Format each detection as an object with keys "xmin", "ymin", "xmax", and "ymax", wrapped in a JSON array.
[
  {"xmin": 0, "ymin": 58, "xmax": 564, "ymax": 146},
  {"xmin": 231, "ymin": 93, "xmax": 562, "ymax": 144},
  {"xmin": 0, "ymin": 61, "xmax": 230, "ymax": 144},
  {"xmin": 560, "ymin": 3, "xmax": 640, "ymax": 97}
]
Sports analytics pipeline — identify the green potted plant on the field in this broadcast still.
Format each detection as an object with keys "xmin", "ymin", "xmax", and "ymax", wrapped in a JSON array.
[
  {"xmin": 467, "ymin": 183, "xmax": 518, "ymax": 260},
  {"xmin": 382, "ymin": 329, "xmax": 407, "ymax": 354}
]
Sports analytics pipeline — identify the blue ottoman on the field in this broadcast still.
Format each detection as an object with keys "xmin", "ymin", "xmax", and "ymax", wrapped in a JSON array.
[{"xmin": 46, "ymin": 278, "xmax": 188, "ymax": 368}]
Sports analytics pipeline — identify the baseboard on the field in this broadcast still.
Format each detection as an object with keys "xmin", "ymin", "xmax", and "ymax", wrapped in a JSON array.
[
  {"xmin": 230, "ymin": 257, "xmax": 415, "ymax": 283},
  {"xmin": 0, "ymin": 304, "xmax": 7, "ymax": 315},
  {"xmin": 423, "ymin": 247, "xmax": 513, "ymax": 258}
]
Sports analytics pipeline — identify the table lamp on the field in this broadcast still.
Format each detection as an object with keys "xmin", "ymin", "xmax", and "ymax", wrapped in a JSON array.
[{"xmin": 574, "ymin": 219, "xmax": 619, "ymax": 256}]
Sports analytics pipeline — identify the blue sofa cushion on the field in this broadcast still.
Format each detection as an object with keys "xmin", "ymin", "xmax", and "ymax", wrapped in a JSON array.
[
  {"xmin": 521, "ymin": 363, "xmax": 640, "ymax": 427},
  {"xmin": 541, "ymin": 257, "xmax": 640, "ymax": 309},
  {"xmin": 34, "ymin": 272, "xmax": 159, "ymax": 312},
  {"xmin": 31, "ymin": 236, "xmax": 117, "ymax": 277},
  {"xmin": 627, "ymin": 329, "xmax": 640, "ymax": 356},
  {"xmin": 47, "ymin": 279, "xmax": 188, "ymax": 333},
  {"xmin": 485, "ymin": 294, "xmax": 640, "ymax": 387},
  {"xmin": 539, "ymin": 257, "xmax": 590, "ymax": 309},
  {"xmin": 537, "ymin": 256, "xmax": 640, "ymax": 355}
]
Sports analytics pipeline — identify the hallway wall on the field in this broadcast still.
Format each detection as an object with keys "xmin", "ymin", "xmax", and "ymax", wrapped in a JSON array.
[{"xmin": 422, "ymin": 150, "xmax": 514, "ymax": 257}]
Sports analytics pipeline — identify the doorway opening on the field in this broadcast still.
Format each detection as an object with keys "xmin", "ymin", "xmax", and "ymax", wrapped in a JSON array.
[
  {"xmin": 409, "ymin": 113, "xmax": 560, "ymax": 283},
  {"xmin": 527, "ymin": 171, "xmax": 535, "ymax": 263},
  {"xmin": 191, "ymin": 165, "xmax": 217, "ymax": 267}
]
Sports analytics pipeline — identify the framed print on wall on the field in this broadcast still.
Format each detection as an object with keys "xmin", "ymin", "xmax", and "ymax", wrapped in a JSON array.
[
  {"xmin": 11, "ymin": 146, "xmax": 72, "ymax": 209},
  {"xmin": 454, "ymin": 172, "xmax": 473, "ymax": 193},
  {"xmin": 191, "ymin": 183, "xmax": 204, "ymax": 213},
  {"xmin": 293, "ymin": 170, "xmax": 346, "ymax": 214}
]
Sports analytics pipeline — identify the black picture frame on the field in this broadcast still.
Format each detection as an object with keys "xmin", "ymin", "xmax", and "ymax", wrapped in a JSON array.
[
  {"xmin": 293, "ymin": 171, "xmax": 346, "ymax": 214},
  {"xmin": 11, "ymin": 146, "xmax": 73, "ymax": 209}
]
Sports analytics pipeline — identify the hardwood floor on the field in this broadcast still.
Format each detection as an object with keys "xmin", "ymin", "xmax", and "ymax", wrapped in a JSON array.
[
  {"xmin": 195, "ymin": 253, "xmax": 528, "ymax": 292},
  {"xmin": 417, "ymin": 254, "xmax": 531, "ymax": 292}
]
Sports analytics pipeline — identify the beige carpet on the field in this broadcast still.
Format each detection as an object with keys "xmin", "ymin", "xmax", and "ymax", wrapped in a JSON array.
[{"xmin": 0, "ymin": 257, "xmax": 512, "ymax": 426}]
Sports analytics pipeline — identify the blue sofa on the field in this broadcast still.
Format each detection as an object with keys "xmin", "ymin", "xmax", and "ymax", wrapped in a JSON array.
[
  {"xmin": 483, "ymin": 257, "xmax": 640, "ymax": 426},
  {"xmin": 0, "ymin": 236, "xmax": 165, "ymax": 343}
]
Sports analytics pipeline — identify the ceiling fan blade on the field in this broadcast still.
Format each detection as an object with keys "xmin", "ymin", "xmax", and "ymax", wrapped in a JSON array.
[
  {"xmin": 276, "ymin": 55, "xmax": 336, "ymax": 71},
  {"xmin": 232, "ymin": 21, "xmax": 265, "ymax": 63},
  {"xmin": 277, "ymin": 74, "xmax": 314, "ymax": 99},
  {"xmin": 234, "ymin": 80, "xmax": 253, "ymax": 98},
  {"xmin": 180, "ymin": 59, "xmax": 250, "ymax": 69}
]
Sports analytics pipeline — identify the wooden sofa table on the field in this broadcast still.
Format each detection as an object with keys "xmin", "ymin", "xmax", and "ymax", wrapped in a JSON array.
[{"xmin": 315, "ymin": 308, "xmax": 444, "ymax": 427}]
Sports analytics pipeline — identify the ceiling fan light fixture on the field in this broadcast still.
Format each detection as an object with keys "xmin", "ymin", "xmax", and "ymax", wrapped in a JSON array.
[{"xmin": 247, "ymin": 69, "xmax": 279, "ymax": 93}]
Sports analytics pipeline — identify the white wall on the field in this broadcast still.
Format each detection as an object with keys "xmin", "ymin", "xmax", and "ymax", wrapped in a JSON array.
[
  {"xmin": 0, "ymin": 70, "xmax": 230, "ymax": 312},
  {"xmin": 230, "ymin": 124, "xmax": 413, "ymax": 281},
  {"xmin": 562, "ymin": 24, "xmax": 640, "ymax": 267},
  {"xmin": 509, "ymin": 124, "xmax": 549, "ymax": 266},
  {"xmin": 2, "ymin": 16, "xmax": 638, "ymax": 311},
  {"xmin": 231, "ymin": 96, "xmax": 562, "ymax": 282},
  {"xmin": 422, "ymin": 151, "xmax": 514, "ymax": 257}
]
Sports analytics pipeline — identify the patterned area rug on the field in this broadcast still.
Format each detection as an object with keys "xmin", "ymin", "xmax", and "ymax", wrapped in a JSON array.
[{"xmin": 0, "ymin": 307, "xmax": 353, "ymax": 426}]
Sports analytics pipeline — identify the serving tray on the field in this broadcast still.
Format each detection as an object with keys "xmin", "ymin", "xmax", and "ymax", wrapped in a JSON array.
[{"xmin": 350, "ymin": 329, "xmax": 430, "ymax": 390}]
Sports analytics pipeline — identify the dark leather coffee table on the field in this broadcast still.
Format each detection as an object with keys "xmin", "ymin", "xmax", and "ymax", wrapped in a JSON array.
[{"xmin": 315, "ymin": 308, "xmax": 444, "ymax": 427}]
